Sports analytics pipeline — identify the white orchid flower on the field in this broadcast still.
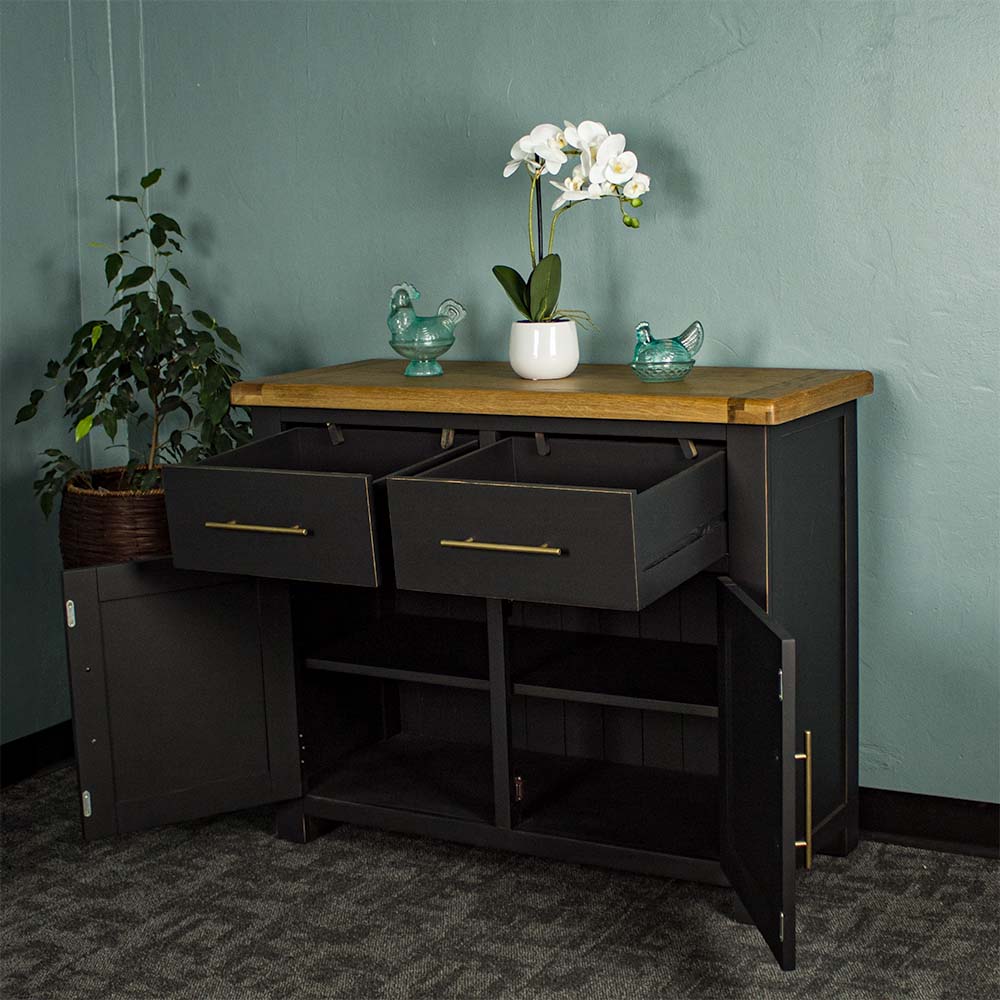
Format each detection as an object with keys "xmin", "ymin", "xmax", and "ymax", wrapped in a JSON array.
[
  {"xmin": 505, "ymin": 123, "xmax": 569, "ymax": 177},
  {"xmin": 591, "ymin": 133, "xmax": 638, "ymax": 186},
  {"xmin": 503, "ymin": 134, "xmax": 538, "ymax": 177},
  {"xmin": 564, "ymin": 119, "xmax": 609, "ymax": 160},
  {"xmin": 549, "ymin": 163, "xmax": 590, "ymax": 210},
  {"xmin": 525, "ymin": 123, "xmax": 568, "ymax": 174},
  {"xmin": 622, "ymin": 172, "xmax": 651, "ymax": 199}
]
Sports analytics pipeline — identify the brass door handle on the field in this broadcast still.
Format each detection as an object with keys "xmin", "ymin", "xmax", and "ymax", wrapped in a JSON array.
[
  {"xmin": 205, "ymin": 520, "xmax": 310, "ymax": 536},
  {"xmin": 439, "ymin": 537, "xmax": 562, "ymax": 556},
  {"xmin": 794, "ymin": 729, "xmax": 813, "ymax": 869}
]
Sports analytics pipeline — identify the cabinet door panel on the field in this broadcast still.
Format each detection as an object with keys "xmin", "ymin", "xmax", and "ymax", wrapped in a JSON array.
[
  {"xmin": 63, "ymin": 559, "xmax": 300, "ymax": 840},
  {"xmin": 718, "ymin": 577, "xmax": 797, "ymax": 970}
]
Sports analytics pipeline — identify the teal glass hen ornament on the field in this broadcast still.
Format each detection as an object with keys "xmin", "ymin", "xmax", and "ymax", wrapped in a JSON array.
[
  {"xmin": 387, "ymin": 283, "xmax": 466, "ymax": 376},
  {"xmin": 630, "ymin": 320, "xmax": 704, "ymax": 382}
]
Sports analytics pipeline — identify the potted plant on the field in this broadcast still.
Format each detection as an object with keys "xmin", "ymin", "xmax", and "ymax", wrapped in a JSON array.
[
  {"xmin": 15, "ymin": 168, "xmax": 251, "ymax": 568},
  {"xmin": 494, "ymin": 120, "xmax": 651, "ymax": 380}
]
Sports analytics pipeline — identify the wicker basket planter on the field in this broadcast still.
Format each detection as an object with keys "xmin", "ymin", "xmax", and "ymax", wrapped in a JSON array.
[{"xmin": 59, "ymin": 467, "xmax": 171, "ymax": 569}]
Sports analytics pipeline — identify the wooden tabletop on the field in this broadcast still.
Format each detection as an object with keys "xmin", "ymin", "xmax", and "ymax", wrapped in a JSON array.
[{"xmin": 231, "ymin": 359, "xmax": 873, "ymax": 426}]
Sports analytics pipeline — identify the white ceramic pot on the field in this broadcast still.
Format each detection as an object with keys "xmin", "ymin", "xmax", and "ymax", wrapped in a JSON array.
[{"xmin": 508, "ymin": 320, "xmax": 579, "ymax": 380}]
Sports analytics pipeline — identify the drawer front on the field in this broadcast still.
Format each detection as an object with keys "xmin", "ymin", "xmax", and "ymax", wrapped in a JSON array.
[
  {"xmin": 164, "ymin": 466, "xmax": 378, "ymax": 586},
  {"xmin": 388, "ymin": 479, "xmax": 639, "ymax": 609}
]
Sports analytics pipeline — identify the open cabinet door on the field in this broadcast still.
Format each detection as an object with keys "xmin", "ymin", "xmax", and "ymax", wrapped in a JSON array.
[
  {"xmin": 718, "ymin": 577, "xmax": 797, "ymax": 970},
  {"xmin": 63, "ymin": 558, "xmax": 301, "ymax": 840}
]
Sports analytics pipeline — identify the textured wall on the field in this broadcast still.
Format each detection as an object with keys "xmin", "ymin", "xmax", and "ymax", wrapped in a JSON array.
[
  {"xmin": 2, "ymin": 1, "xmax": 997, "ymax": 803},
  {"xmin": 1, "ymin": 2, "xmax": 82, "ymax": 742}
]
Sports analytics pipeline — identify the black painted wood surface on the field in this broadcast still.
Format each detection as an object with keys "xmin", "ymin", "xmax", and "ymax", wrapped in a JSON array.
[
  {"xmin": 62, "ymin": 559, "xmax": 300, "ymax": 839},
  {"xmin": 718, "ymin": 577, "xmax": 798, "ymax": 970}
]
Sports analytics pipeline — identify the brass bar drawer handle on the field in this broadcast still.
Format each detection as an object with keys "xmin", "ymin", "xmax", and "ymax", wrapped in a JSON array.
[
  {"xmin": 205, "ymin": 519, "xmax": 310, "ymax": 537},
  {"xmin": 440, "ymin": 537, "xmax": 562, "ymax": 556},
  {"xmin": 794, "ymin": 729, "xmax": 813, "ymax": 869}
]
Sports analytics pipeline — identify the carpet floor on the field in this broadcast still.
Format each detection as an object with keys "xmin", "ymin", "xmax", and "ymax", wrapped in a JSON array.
[{"xmin": 1, "ymin": 766, "xmax": 997, "ymax": 1000}]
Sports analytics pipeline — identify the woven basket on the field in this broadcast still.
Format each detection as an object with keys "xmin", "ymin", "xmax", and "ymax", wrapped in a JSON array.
[{"xmin": 59, "ymin": 466, "xmax": 171, "ymax": 569}]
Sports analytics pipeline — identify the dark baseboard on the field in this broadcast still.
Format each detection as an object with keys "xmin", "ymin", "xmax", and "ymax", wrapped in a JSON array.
[
  {"xmin": 1, "ymin": 721, "xmax": 74, "ymax": 788},
  {"xmin": 860, "ymin": 786, "xmax": 999, "ymax": 858}
]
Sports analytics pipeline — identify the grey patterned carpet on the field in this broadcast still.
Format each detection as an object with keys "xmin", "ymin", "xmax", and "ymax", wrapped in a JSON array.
[{"xmin": 2, "ymin": 766, "xmax": 997, "ymax": 1000}]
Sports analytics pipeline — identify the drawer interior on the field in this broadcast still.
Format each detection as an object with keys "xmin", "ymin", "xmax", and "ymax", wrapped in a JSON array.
[
  {"xmin": 418, "ymin": 433, "xmax": 719, "ymax": 492},
  {"xmin": 209, "ymin": 425, "xmax": 473, "ymax": 479}
]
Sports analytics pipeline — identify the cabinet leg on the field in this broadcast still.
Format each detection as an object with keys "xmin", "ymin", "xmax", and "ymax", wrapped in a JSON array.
[
  {"xmin": 732, "ymin": 896, "xmax": 754, "ymax": 925},
  {"xmin": 274, "ymin": 799, "xmax": 338, "ymax": 844}
]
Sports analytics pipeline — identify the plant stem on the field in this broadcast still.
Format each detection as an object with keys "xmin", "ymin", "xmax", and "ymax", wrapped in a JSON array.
[
  {"xmin": 527, "ymin": 170, "xmax": 539, "ymax": 268},
  {"xmin": 147, "ymin": 391, "xmax": 159, "ymax": 469},
  {"xmin": 548, "ymin": 203, "xmax": 574, "ymax": 256},
  {"xmin": 535, "ymin": 170, "xmax": 544, "ymax": 260}
]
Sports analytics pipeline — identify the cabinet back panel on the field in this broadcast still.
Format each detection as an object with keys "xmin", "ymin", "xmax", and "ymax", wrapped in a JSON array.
[
  {"xmin": 398, "ymin": 684, "xmax": 492, "ymax": 746},
  {"xmin": 510, "ymin": 695, "xmax": 717, "ymax": 774}
]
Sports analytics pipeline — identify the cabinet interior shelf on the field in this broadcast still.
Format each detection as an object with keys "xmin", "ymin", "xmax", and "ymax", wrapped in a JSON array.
[
  {"xmin": 307, "ymin": 734, "xmax": 494, "ymax": 824},
  {"xmin": 303, "ymin": 614, "xmax": 489, "ymax": 690},
  {"xmin": 514, "ymin": 750, "xmax": 720, "ymax": 859},
  {"xmin": 511, "ymin": 627, "xmax": 718, "ymax": 717},
  {"xmin": 302, "ymin": 613, "xmax": 718, "ymax": 717}
]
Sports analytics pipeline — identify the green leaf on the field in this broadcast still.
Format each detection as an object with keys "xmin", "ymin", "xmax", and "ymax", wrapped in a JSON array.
[
  {"xmin": 121, "ymin": 228, "xmax": 144, "ymax": 242},
  {"xmin": 216, "ymin": 327, "xmax": 240, "ymax": 352},
  {"xmin": 150, "ymin": 212, "xmax": 183, "ymax": 237},
  {"xmin": 116, "ymin": 265, "xmax": 155, "ymax": 291},
  {"xmin": 191, "ymin": 309, "xmax": 215, "ymax": 329},
  {"xmin": 29, "ymin": 389, "xmax": 44, "ymax": 405},
  {"xmin": 157, "ymin": 280, "xmax": 173, "ymax": 312},
  {"xmin": 64, "ymin": 371, "xmax": 87, "ymax": 402},
  {"xmin": 168, "ymin": 267, "xmax": 189, "ymax": 287},
  {"xmin": 40, "ymin": 492, "xmax": 54, "ymax": 518},
  {"xmin": 45, "ymin": 359, "xmax": 60, "ymax": 378},
  {"xmin": 140, "ymin": 167, "xmax": 163, "ymax": 189},
  {"xmin": 150, "ymin": 224, "xmax": 166, "ymax": 248},
  {"xmin": 100, "ymin": 410, "xmax": 118, "ymax": 441},
  {"xmin": 492, "ymin": 265, "xmax": 530, "ymax": 319},
  {"xmin": 15, "ymin": 403, "xmax": 37, "ymax": 424},
  {"xmin": 527, "ymin": 253, "xmax": 562, "ymax": 322},
  {"xmin": 106, "ymin": 194, "xmax": 139, "ymax": 203},
  {"xmin": 130, "ymin": 358, "xmax": 149, "ymax": 385},
  {"xmin": 104, "ymin": 253, "xmax": 123, "ymax": 285},
  {"xmin": 74, "ymin": 414, "xmax": 94, "ymax": 442},
  {"xmin": 90, "ymin": 323, "xmax": 103, "ymax": 348}
]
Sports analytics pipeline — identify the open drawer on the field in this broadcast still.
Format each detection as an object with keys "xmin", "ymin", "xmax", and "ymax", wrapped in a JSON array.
[
  {"xmin": 387, "ymin": 434, "xmax": 727, "ymax": 611},
  {"xmin": 164, "ymin": 426, "xmax": 471, "ymax": 586}
]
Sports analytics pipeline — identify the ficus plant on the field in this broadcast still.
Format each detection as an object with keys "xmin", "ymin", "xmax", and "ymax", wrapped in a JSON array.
[
  {"xmin": 493, "ymin": 120, "xmax": 651, "ymax": 326},
  {"xmin": 15, "ymin": 168, "xmax": 251, "ymax": 516}
]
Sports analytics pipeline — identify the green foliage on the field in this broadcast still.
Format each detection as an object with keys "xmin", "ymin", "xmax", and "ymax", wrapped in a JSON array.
[
  {"xmin": 491, "ymin": 254, "xmax": 563, "ymax": 322},
  {"xmin": 17, "ymin": 169, "xmax": 251, "ymax": 517}
]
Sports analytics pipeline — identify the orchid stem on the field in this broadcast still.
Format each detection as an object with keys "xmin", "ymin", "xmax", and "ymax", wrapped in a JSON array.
[
  {"xmin": 527, "ymin": 171, "xmax": 538, "ymax": 269},
  {"xmin": 548, "ymin": 204, "xmax": 574, "ymax": 256},
  {"xmin": 535, "ymin": 171, "xmax": 544, "ymax": 260}
]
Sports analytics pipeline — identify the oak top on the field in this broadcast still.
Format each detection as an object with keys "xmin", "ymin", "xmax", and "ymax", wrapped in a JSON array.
[{"xmin": 231, "ymin": 360, "xmax": 873, "ymax": 426}]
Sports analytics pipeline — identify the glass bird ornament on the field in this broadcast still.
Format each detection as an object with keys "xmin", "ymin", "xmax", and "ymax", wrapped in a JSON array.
[
  {"xmin": 630, "ymin": 320, "xmax": 704, "ymax": 382},
  {"xmin": 387, "ymin": 282, "xmax": 466, "ymax": 377}
]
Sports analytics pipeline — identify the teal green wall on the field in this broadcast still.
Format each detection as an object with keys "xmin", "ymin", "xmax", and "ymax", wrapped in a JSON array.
[
  {"xmin": 1, "ymin": 1, "xmax": 81, "ymax": 742},
  {"xmin": 2, "ymin": 1, "xmax": 997, "ymax": 803}
]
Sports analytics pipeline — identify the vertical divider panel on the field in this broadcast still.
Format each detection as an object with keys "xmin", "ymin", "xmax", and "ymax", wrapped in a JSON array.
[{"xmin": 487, "ymin": 598, "xmax": 513, "ymax": 829}]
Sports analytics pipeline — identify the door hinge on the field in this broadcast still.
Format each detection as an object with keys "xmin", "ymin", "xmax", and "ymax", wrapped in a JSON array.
[
  {"xmin": 65, "ymin": 600, "xmax": 76, "ymax": 629},
  {"xmin": 440, "ymin": 427, "xmax": 455, "ymax": 450},
  {"xmin": 81, "ymin": 790, "xmax": 92, "ymax": 818},
  {"xmin": 778, "ymin": 669, "xmax": 783, "ymax": 701},
  {"xmin": 779, "ymin": 911, "xmax": 785, "ymax": 942},
  {"xmin": 514, "ymin": 775, "xmax": 525, "ymax": 803}
]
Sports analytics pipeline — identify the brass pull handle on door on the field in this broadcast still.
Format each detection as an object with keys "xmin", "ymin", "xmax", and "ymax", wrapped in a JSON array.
[
  {"xmin": 205, "ymin": 520, "xmax": 310, "ymax": 536},
  {"xmin": 439, "ymin": 537, "xmax": 562, "ymax": 556},
  {"xmin": 794, "ymin": 729, "xmax": 813, "ymax": 869}
]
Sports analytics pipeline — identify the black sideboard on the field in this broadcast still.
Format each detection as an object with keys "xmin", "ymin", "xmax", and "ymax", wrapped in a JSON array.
[{"xmin": 62, "ymin": 360, "xmax": 873, "ymax": 970}]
